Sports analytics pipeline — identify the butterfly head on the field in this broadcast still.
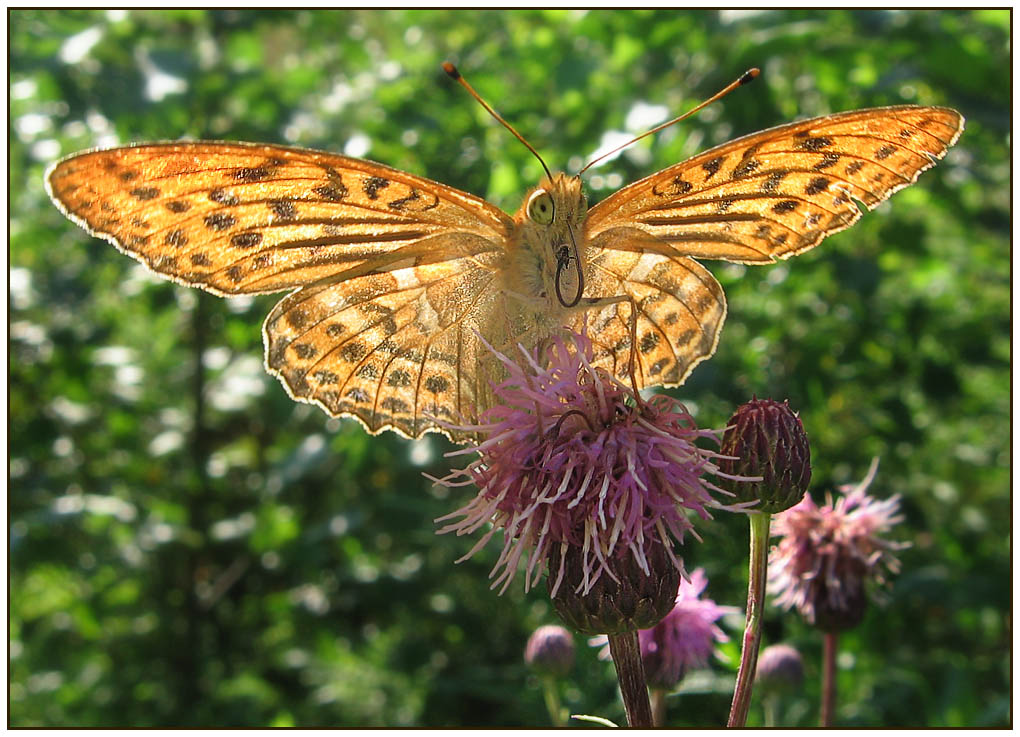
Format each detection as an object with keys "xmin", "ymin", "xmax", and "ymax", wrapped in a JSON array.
[
  {"xmin": 521, "ymin": 173, "xmax": 587, "ymax": 226},
  {"xmin": 511, "ymin": 173, "xmax": 588, "ymax": 308}
]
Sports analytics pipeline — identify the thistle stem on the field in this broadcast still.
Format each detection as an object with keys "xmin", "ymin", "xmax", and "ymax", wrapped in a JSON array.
[
  {"xmin": 727, "ymin": 510, "xmax": 771, "ymax": 727},
  {"xmin": 821, "ymin": 630, "xmax": 838, "ymax": 727},
  {"xmin": 607, "ymin": 631, "xmax": 653, "ymax": 728},
  {"xmin": 540, "ymin": 674, "xmax": 564, "ymax": 727},
  {"xmin": 651, "ymin": 687, "xmax": 667, "ymax": 727},
  {"xmin": 762, "ymin": 693, "xmax": 778, "ymax": 728}
]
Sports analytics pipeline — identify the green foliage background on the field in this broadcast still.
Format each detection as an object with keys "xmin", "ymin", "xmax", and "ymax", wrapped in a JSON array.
[{"xmin": 10, "ymin": 9, "xmax": 1009, "ymax": 727}]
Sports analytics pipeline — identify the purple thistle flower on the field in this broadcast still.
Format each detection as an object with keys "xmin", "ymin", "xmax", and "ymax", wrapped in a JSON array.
[
  {"xmin": 433, "ymin": 331, "xmax": 740, "ymax": 597},
  {"xmin": 768, "ymin": 458, "xmax": 909, "ymax": 631},
  {"xmin": 590, "ymin": 568, "xmax": 737, "ymax": 689}
]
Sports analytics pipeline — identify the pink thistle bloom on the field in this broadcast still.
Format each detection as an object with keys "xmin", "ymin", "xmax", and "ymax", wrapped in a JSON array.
[
  {"xmin": 768, "ymin": 458, "xmax": 909, "ymax": 630},
  {"xmin": 590, "ymin": 568, "xmax": 737, "ymax": 689},
  {"xmin": 433, "ymin": 332, "xmax": 741, "ymax": 596}
]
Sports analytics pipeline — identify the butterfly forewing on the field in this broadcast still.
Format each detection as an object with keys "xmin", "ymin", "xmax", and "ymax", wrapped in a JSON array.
[
  {"xmin": 581, "ymin": 105, "xmax": 963, "ymax": 388},
  {"xmin": 46, "ymin": 142, "xmax": 510, "ymax": 295},
  {"xmin": 587, "ymin": 106, "xmax": 964, "ymax": 263}
]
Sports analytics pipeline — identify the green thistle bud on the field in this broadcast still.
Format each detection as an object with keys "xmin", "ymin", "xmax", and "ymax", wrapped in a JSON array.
[
  {"xmin": 719, "ymin": 398, "xmax": 811, "ymax": 514},
  {"xmin": 547, "ymin": 541, "xmax": 680, "ymax": 636}
]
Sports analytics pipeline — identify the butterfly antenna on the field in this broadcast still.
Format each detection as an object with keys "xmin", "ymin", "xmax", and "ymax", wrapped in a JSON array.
[
  {"xmin": 578, "ymin": 67, "xmax": 760, "ymax": 174},
  {"xmin": 443, "ymin": 62, "xmax": 553, "ymax": 180}
]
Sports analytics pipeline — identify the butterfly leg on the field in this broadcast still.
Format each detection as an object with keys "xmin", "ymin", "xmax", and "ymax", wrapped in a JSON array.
[
  {"xmin": 566, "ymin": 293, "xmax": 646, "ymax": 406},
  {"xmin": 579, "ymin": 227, "xmax": 729, "ymax": 398}
]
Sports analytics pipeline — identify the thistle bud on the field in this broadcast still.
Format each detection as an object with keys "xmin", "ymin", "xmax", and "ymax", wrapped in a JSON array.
[
  {"xmin": 719, "ymin": 398, "xmax": 811, "ymax": 513},
  {"xmin": 548, "ymin": 540, "xmax": 680, "ymax": 636},
  {"xmin": 814, "ymin": 575, "xmax": 869, "ymax": 632},
  {"xmin": 756, "ymin": 643, "xmax": 805, "ymax": 694},
  {"xmin": 590, "ymin": 568, "xmax": 737, "ymax": 689},
  {"xmin": 524, "ymin": 625, "xmax": 576, "ymax": 677}
]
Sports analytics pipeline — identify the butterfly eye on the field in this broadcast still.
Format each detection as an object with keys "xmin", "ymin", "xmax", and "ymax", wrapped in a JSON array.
[{"xmin": 526, "ymin": 190, "xmax": 555, "ymax": 225}]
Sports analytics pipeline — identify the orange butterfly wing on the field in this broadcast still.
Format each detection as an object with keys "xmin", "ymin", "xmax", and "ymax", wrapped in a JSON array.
[
  {"xmin": 47, "ymin": 106, "xmax": 964, "ymax": 437},
  {"xmin": 580, "ymin": 105, "xmax": 964, "ymax": 386},
  {"xmin": 46, "ymin": 142, "xmax": 514, "ymax": 438}
]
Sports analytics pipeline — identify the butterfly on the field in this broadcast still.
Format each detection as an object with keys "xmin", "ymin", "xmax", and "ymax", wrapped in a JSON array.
[{"xmin": 46, "ymin": 67, "xmax": 963, "ymax": 442}]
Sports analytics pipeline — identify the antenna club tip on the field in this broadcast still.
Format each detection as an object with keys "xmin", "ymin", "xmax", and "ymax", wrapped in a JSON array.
[
  {"xmin": 442, "ymin": 61, "xmax": 461, "ymax": 80},
  {"xmin": 739, "ymin": 68, "xmax": 761, "ymax": 86}
]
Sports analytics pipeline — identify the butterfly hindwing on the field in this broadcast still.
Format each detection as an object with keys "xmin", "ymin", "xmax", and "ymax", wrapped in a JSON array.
[
  {"xmin": 264, "ymin": 249, "xmax": 501, "ymax": 439},
  {"xmin": 581, "ymin": 227, "xmax": 727, "ymax": 387}
]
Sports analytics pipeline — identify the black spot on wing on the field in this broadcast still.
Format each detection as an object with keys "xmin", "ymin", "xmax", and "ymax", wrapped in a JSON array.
[
  {"xmin": 875, "ymin": 144, "xmax": 896, "ymax": 160},
  {"xmin": 732, "ymin": 159, "xmax": 760, "ymax": 178},
  {"xmin": 205, "ymin": 213, "xmax": 236, "ymax": 231},
  {"xmin": 165, "ymin": 229, "xmax": 188, "ymax": 247},
  {"xmin": 804, "ymin": 177, "xmax": 829, "ymax": 196},
  {"xmin": 209, "ymin": 188, "xmax": 239, "ymax": 206},
  {"xmin": 270, "ymin": 199, "xmax": 297, "ymax": 219},
  {"xmin": 130, "ymin": 186, "xmax": 159, "ymax": 200},
  {"xmin": 314, "ymin": 183, "xmax": 347, "ymax": 202},
  {"xmin": 363, "ymin": 176, "xmax": 390, "ymax": 199},
  {"xmin": 797, "ymin": 136, "xmax": 832, "ymax": 152},
  {"xmin": 425, "ymin": 375, "xmax": 450, "ymax": 393},
  {"xmin": 230, "ymin": 232, "xmax": 263, "ymax": 248},
  {"xmin": 293, "ymin": 343, "xmax": 317, "ymax": 359},
  {"xmin": 233, "ymin": 165, "xmax": 274, "ymax": 182},
  {"xmin": 761, "ymin": 170, "xmax": 788, "ymax": 193},
  {"xmin": 814, "ymin": 152, "xmax": 841, "ymax": 170},
  {"xmin": 702, "ymin": 157, "xmax": 723, "ymax": 180}
]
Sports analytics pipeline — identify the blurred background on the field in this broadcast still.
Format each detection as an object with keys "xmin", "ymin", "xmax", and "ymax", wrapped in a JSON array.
[{"xmin": 9, "ymin": 9, "xmax": 1009, "ymax": 727}]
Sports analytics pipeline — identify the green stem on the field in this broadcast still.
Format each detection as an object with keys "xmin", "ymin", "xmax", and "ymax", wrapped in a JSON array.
[
  {"xmin": 727, "ymin": 511, "xmax": 771, "ymax": 727},
  {"xmin": 608, "ymin": 630, "xmax": 653, "ymax": 728},
  {"xmin": 762, "ymin": 693, "xmax": 778, "ymax": 727},
  {"xmin": 540, "ymin": 674, "xmax": 564, "ymax": 727},
  {"xmin": 651, "ymin": 688, "xmax": 667, "ymax": 727},
  {"xmin": 821, "ymin": 630, "xmax": 838, "ymax": 727}
]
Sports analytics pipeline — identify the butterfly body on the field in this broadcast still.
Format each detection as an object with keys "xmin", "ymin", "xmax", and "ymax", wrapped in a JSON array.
[
  {"xmin": 47, "ymin": 104, "xmax": 963, "ymax": 441},
  {"xmin": 499, "ymin": 173, "xmax": 589, "ymax": 332}
]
